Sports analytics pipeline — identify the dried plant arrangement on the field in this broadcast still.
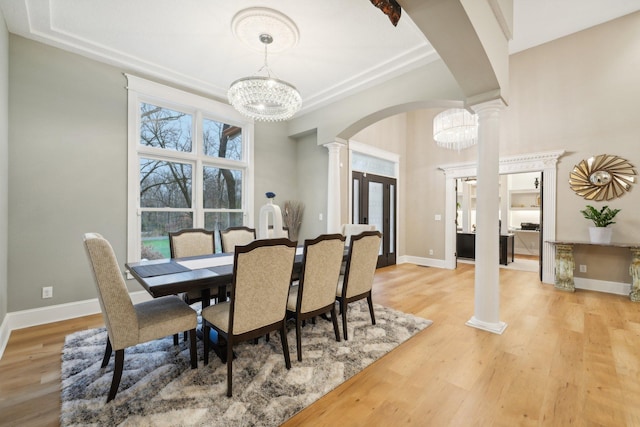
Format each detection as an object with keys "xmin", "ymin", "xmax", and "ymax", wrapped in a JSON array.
[{"xmin": 283, "ymin": 200, "xmax": 305, "ymax": 241}]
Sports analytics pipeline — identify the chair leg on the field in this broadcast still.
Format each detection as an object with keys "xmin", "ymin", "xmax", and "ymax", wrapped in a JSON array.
[
  {"xmin": 107, "ymin": 349, "xmax": 124, "ymax": 403},
  {"xmin": 341, "ymin": 300, "xmax": 349, "ymax": 341},
  {"xmin": 173, "ymin": 334, "xmax": 179, "ymax": 346},
  {"xmin": 226, "ymin": 339, "xmax": 234, "ymax": 397},
  {"xmin": 296, "ymin": 318, "xmax": 303, "ymax": 361},
  {"xmin": 203, "ymin": 323, "xmax": 210, "ymax": 366},
  {"xmin": 101, "ymin": 337, "xmax": 113, "ymax": 368},
  {"xmin": 367, "ymin": 294, "xmax": 376, "ymax": 325},
  {"xmin": 330, "ymin": 307, "xmax": 341, "ymax": 342},
  {"xmin": 183, "ymin": 331, "xmax": 188, "ymax": 342},
  {"xmin": 280, "ymin": 320, "xmax": 292, "ymax": 369},
  {"xmin": 189, "ymin": 329, "xmax": 197, "ymax": 369}
]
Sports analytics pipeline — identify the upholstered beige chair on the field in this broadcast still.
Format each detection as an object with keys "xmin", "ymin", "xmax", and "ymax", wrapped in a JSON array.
[
  {"xmin": 202, "ymin": 238, "xmax": 296, "ymax": 397},
  {"xmin": 169, "ymin": 228, "xmax": 216, "ymax": 258},
  {"xmin": 83, "ymin": 233, "xmax": 197, "ymax": 402},
  {"xmin": 336, "ymin": 230, "xmax": 382, "ymax": 340},
  {"xmin": 286, "ymin": 234, "xmax": 344, "ymax": 361},
  {"xmin": 168, "ymin": 228, "xmax": 219, "ymax": 304},
  {"xmin": 267, "ymin": 225, "xmax": 290, "ymax": 239},
  {"xmin": 220, "ymin": 226, "xmax": 256, "ymax": 253},
  {"xmin": 341, "ymin": 223, "xmax": 376, "ymax": 246},
  {"xmin": 340, "ymin": 224, "xmax": 376, "ymax": 274}
]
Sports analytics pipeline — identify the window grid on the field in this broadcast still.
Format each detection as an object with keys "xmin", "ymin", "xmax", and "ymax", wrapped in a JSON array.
[{"xmin": 127, "ymin": 75, "xmax": 253, "ymax": 261}]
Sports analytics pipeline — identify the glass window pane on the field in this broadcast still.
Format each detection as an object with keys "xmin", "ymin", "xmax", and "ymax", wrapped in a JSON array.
[
  {"xmin": 352, "ymin": 152, "xmax": 395, "ymax": 177},
  {"xmin": 353, "ymin": 178, "xmax": 359, "ymax": 223},
  {"xmin": 390, "ymin": 184, "xmax": 395, "ymax": 253},
  {"xmin": 205, "ymin": 212, "xmax": 244, "ymax": 252},
  {"xmin": 203, "ymin": 119, "xmax": 242, "ymax": 160},
  {"xmin": 368, "ymin": 181, "xmax": 384, "ymax": 255},
  {"xmin": 203, "ymin": 167, "xmax": 242, "ymax": 209},
  {"xmin": 141, "ymin": 211, "xmax": 194, "ymax": 259},
  {"xmin": 140, "ymin": 158, "xmax": 192, "ymax": 208},
  {"xmin": 140, "ymin": 103, "xmax": 192, "ymax": 152}
]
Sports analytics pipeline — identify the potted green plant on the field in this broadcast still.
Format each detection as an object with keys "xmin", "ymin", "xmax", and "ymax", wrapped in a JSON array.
[{"xmin": 580, "ymin": 205, "xmax": 620, "ymax": 244}]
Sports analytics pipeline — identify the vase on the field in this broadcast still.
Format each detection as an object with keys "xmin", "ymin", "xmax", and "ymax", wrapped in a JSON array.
[{"xmin": 588, "ymin": 226, "xmax": 612, "ymax": 244}]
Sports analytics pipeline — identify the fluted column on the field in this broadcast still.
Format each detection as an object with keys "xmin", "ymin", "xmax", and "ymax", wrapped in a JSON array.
[
  {"xmin": 324, "ymin": 141, "xmax": 344, "ymax": 234},
  {"xmin": 466, "ymin": 99, "xmax": 507, "ymax": 334}
]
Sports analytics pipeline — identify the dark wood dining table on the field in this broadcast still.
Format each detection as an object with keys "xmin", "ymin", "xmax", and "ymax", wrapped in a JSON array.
[
  {"xmin": 125, "ymin": 248, "xmax": 308, "ymax": 362},
  {"xmin": 125, "ymin": 247, "xmax": 306, "ymax": 309}
]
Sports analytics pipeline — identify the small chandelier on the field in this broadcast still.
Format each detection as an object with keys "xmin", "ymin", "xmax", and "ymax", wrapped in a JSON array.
[
  {"xmin": 228, "ymin": 33, "xmax": 302, "ymax": 122},
  {"xmin": 433, "ymin": 108, "xmax": 478, "ymax": 151}
]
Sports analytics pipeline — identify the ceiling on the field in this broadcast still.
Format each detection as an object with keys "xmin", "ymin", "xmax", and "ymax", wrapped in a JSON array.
[{"xmin": 1, "ymin": 0, "xmax": 639, "ymax": 116}]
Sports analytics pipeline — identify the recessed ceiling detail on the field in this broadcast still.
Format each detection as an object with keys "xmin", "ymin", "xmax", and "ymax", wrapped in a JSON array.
[{"xmin": 231, "ymin": 7, "xmax": 299, "ymax": 54}]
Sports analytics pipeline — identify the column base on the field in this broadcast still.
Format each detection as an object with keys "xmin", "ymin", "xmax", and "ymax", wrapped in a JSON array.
[{"xmin": 466, "ymin": 316, "xmax": 507, "ymax": 335}]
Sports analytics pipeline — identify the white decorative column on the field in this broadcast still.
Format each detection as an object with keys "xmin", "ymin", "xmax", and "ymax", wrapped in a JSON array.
[
  {"xmin": 324, "ymin": 141, "xmax": 344, "ymax": 234},
  {"xmin": 466, "ymin": 99, "xmax": 507, "ymax": 334}
]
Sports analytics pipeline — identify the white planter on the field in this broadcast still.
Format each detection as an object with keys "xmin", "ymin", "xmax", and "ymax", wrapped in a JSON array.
[{"xmin": 589, "ymin": 226, "xmax": 613, "ymax": 244}]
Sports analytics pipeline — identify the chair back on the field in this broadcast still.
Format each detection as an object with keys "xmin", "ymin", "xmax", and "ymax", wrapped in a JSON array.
[
  {"xmin": 83, "ymin": 233, "xmax": 138, "ymax": 349},
  {"xmin": 230, "ymin": 239, "xmax": 296, "ymax": 335},
  {"xmin": 297, "ymin": 234, "xmax": 345, "ymax": 314},
  {"xmin": 169, "ymin": 228, "xmax": 215, "ymax": 258},
  {"xmin": 342, "ymin": 223, "xmax": 376, "ymax": 246},
  {"xmin": 220, "ymin": 226, "xmax": 256, "ymax": 253},
  {"xmin": 342, "ymin": 231, "xmax": 382, "ymax": 298},
  {"xmin": 267, "ymin": 226, "xmax": 290, "ymax": 239}
]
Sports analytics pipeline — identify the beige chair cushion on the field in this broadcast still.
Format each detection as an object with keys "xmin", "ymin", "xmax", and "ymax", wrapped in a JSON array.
[
  {"xmin": 170, "ymin": 231, "xmax": 214, "ymax": 258},
  {"xmin": 84, "ymin": 233, "xmax": 197, "ymax": 350},
  {"xmin": 337, "ymin": 233, "xmax": 381, "ymax": 299},
  {"xmin": 136, "ymin": 296, "xmax": 198, "ymax": 343},
  {"xmin": 297, "ymin": 238, "xmax": 344, "ymax": 313},
  {"xmin": 287, "ymin": 285, "xmax": 299, "ymax": 311},
  {"xmin": 220, "ymin": 228, "xmax": 255, "ymax": 253},
  {"xmin": 232, "ymin": 244, "xmax": 295, "ymax": 334},
  {"xmin": 342, "ymin": 224, "xmax": 376, "ymax": 246},
  {"xmin": 201, "ymin": 301, "xmax": 231, "ymax": 333}
]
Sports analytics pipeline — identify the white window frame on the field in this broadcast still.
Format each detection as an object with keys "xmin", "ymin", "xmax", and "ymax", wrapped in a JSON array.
[{"xmin": 126, "ymin": 75, "xmax": 254, "ymax": 262}]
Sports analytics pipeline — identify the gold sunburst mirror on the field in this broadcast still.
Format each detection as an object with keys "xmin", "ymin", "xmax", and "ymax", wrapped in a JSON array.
[{"xmin": 569, "ymin": 154, "xmax": 636, "ymax": 201}]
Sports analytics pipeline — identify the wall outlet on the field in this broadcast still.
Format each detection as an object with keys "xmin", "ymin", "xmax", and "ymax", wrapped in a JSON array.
[
  {"xmin": 579, "ymin": 265, "xmax": 587, "ymax": 273},
  {"xmin": 429, "ymin": 249, "xmax": 434, "ymax": 255},
  {"xmin": 42, "ymin": 286, "xmax": 53, "ymax": 299},
  {"xmin": 318, "ymin": 213, "xmax": 323, "ymax": 221},
  {"xmin": 434, "ymin": 214, "xmax": 442, "ymax": 221}
]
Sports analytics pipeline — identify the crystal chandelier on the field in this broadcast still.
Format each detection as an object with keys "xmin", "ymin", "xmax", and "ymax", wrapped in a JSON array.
[
  {"xmin": 228, "ymin": 34, "xmax": 302, "ymax": 122},
  {"xmin": 433, "ymin": 108, "xmax": 478, "ymax": 151}
]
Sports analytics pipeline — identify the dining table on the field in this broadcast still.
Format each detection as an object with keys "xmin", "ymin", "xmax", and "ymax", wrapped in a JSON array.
[
  {"xmin": 125, "ymin": 247, "xmax": 309, "ymax": 361},
  {"xmin": 126, "ymin": 246, "xmax": 308, "ymax": 306}
]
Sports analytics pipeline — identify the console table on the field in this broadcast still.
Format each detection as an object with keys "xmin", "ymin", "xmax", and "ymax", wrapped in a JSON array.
[{"xmin": 547, "ymin": 240, "xmax": 640, "ymax": 301}]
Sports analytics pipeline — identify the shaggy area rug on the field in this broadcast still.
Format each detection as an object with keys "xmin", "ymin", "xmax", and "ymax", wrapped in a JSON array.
[{"xmin": 60, "ymin": 301, "xmax": 432, "ymax": 426}]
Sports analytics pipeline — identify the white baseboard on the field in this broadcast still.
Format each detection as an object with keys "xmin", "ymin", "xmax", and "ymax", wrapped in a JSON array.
[
  {"xmin": 574, "ymin": 277, "xmax": 631, "ymax": 297},
  {"xmin": 0, "ymin": 291, "xmax": 153, "ymax": 361},
  {"xmin": 397, "ymin": 255, "xmax": 450, "ymax": 269}
]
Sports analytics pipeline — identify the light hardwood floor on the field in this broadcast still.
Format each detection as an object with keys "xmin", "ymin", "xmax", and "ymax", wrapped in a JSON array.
[{"xmin": 1, "ymin": 263, "xmax": 639, "ymax": 426}]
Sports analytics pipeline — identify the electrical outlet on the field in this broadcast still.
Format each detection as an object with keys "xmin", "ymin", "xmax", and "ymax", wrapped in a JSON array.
[
  {"xmin": 429, "ymin": 249, "xmax": 434, "ymax": 255},
  {"xmin": 434, "ymin": 214, "xmax": 442, "ymax": 221},
  {"xmin": 579, "ymin": 265, "xmax": 587, "ymax": 273},
  {"xmin": 42, "ymin": 286, "xmax": 53, "ymax": 299}
]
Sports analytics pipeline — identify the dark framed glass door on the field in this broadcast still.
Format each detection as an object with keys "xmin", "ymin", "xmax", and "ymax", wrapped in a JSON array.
[{"xmin": 352, "ymin": 171, "xmax": 396, "ymax": 268}]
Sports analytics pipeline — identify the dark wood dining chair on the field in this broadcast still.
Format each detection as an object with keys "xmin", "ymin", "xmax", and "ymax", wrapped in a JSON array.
[
  {"xmin": 201, "ymin": 238, "xmax": 296, "ymax": 397},
  {"xmin": 83, "ymin": 232, "xmax": 197, "ymax": 402},
  {"xmin": 286, "ymin": 234, "xmax": 345, "ymax": 361},
  {"xmin": 336, "ymin": 230, "xmax": 382, "ymax": 340},
  {"xmin": 220, "ymin": 226, "xmax": 256, "ymax": 253}
]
